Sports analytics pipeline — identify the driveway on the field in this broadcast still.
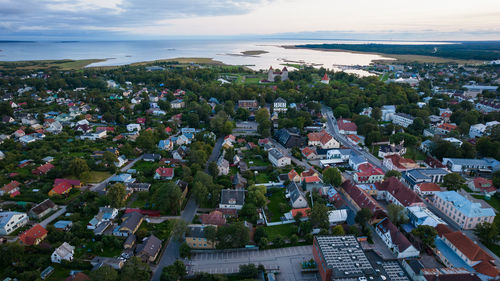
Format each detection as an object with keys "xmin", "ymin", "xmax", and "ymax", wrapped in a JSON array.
[
  {"xmin": 90, "ymin": 154, "xmax": 143, "ymax": 194},
  {"xmin": 39, "ymin": 205, "xmax": 67, "ymax": 228},
  {"xmin": 188, "ymin": 246, "xmax": 317, "ymax": 281}
]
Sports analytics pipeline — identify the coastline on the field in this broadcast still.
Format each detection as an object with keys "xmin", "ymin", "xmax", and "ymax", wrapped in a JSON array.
[{"xmin": 283, "ymin": 45, "xmax": 483, "ymax": 64}]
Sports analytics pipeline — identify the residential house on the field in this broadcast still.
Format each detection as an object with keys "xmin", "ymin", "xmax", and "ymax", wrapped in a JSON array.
[
  {"xmin": 143, "ymin": 153, "xmax": 161, "ymax": 162},
  {"xmin": 273, "ymin": 128, "xmax": 305, "ymax": 148},
  {"xmin": 219, "ymin": 189, "xmax": 245, "ymax": 210},
  {"xmin": 469, "ymin": 121, "xmax": 500, "ymax": 139},
  {"xmin": 381, "ymin": 105, "xmax": 396, "ymax": 121},
  {"xmin": 443, "ymin": 137, "xmax": 463, "ymax": 147},
  {"xmin": 286, "ymin": 182, "xmax": 308, "ymax": 209},
  {"xmin": 158, "ymin": 139, "xmax": 173, "ymax": 151},
  {"xmin": 392, "ymin": 113, "xmax": 415, "ymax": 128},
  {"xmin": 468, "ymin": 177, "xmax": 496, "ymax": 196},
  {"xmin": 172, "ymin": 146, "xmax": 188, "ymax": 160},
  {"xmin": 216, "ymin": 156, "xmax": 230, "ymax": 176},
  {"xmin": 0, "ymin": 211, "xmax": 28, "ymax": 235},
  {"xmin": 425, "ymin": 156, "xmax": 447, "ymax": 169},
  {"xmin": 288, "ymin": 169, "xmax": 301, "ymax": 182},
  {"xmin": 19, "ymin": 224, "xmax": 48, "ymax": 246},
  {"xmin": 273, "ymin": 97, "xmax": 287, "ymax": 113},
  {"xmin": 186, "ymin": 225, "xmax": 216, "ymax": 249},
  {"xmin": 232, "ymin": 173, "xmax": 247, "ymax": 189},
  {"xmin": 126, "ymin": 123, "xmax": 141, "ymax": 132},
  {"xmin": 51, "ymin": 242, "xmax": 75, "ymax": 263},
  {"xmin": 375, "ymin": 217, "xmax": 419, "ymax": 258},
  {"xmin": 135, "ymin": 235, "xmax": 162, "ymax": 262},
  {"xmin": 53, "ymin": 220, "xmax": 73, "ymax": 231},
  {"xmin": 80, "ymin": 131, "xmax": 106, "ymax": 140},
  {"xmin": 170, "ymin": 99, "xmax": 185, "ymax": 109},
  {"xmin": 442, "ymin": 157, "xmax": 500, "ymax": 174},
  {"xmin": 414, "ymin": 182, "xmax": 442, "ymax": 196},
  {"xmin": 125, "ymin": 182, "xmax": 151, "ymax": 192},
  {"xmin": 432, "ymin": 191, "xmax": 495, "ymax": 229},
  {"xmin": 88, "ymin": 207, "xmax": 118, "ymax": 235},
  {"xmin": 109, "ymin": 173, "xmax": 135, "ymax": 183},
  {"xmin": 406, "ymin": 205, "xmax": 446, "ymax": 228},
  {"xmin": 46, "ymin": 121, "xmax": 63, "ymax": 134},
  {"xmin": 348, "ymin": 153, "xmax": 368, "ymax": 170},
  {"xmin": 114, "ymin": 211, "xmax": 144, "ymax": 237},
  {"xmin": 376, "ymin": 177, "xmax": 424, "ymax": 207},
  {"xmin": 402, "ymin": 168, "xmax": 449, "ymax": 188},
  {"xmin": 436, "ymin": 123, "xmax": 457, "ymax": 135},
  {"xmin": 301, "ymin": 147, "xmax": 318, "ymax": 160},
  {"xmin": 29, "ymin": 199, "xmax": 57, "ymax": 219},
  {"xmin": 153, "ymin": 167, "xmax": 174, "ymax": 180},
  {"xmin": 307, "ymin": 130, "xmax": 339, "ymax": 149},
  {"xmin": 268, "ymin": 148, "xmax": 291, "ymax": 167},
  {"xmin": 123, "ymin": 234, "xmax": 136, "ymax": 249},
  {"xmin": 115, "ymin": 155, "xmax": 127, "ymax": 168},
  {"xmin": 383, "ymin": 154, "xmax": 419, "ymax": 172},
  {"xmin": 238, "ymin": 99, "xmax": 258, "ymax": 110},
  {"xmin": 49, "ymin": 181, "xmax": 72, "ymax": 197},
  {"xmin": 337, "ymin": 118, "xmax": 357, "ymax": 135},
  {"xmin": 200, "ymin": 210, "xmax": 226, "ymax": 226},
  {"xmin": 0, "ymin": 180, "xmax": 21, "ymax": 197},
  {"xmin": 353, "ymin": 163, "xmax": 384, "ymax": 184},
  {"xmin": 378, "ymin": 144, "xmax": 406, "ymax": 158}
]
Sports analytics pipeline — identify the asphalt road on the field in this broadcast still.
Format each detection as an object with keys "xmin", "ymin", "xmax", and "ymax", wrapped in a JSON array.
[
  {"xmin": 40, "ymin": 205, "xmax": 67, "ymax": 228},
  {"xmin": 151, "ymin": 137, "xmax": 223, "ymax": 281},
  {"xmin": 90, "ymin": 154, "xmax": 143, "ymax": 193}
]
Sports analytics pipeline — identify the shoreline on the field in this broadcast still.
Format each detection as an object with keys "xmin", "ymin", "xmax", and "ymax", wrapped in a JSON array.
[{"xmin": 283, "ymin": 45, "xmax": 483, "ymax": 64}]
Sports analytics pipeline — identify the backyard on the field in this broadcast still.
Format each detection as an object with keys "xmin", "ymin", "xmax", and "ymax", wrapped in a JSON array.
[
  {"xmin": 263, "ymin": 223, "xmax": 297, "ymax": 241},
  {"xmin": 266, "ymin": 188, "xmax": 290, "ymax": 222}
]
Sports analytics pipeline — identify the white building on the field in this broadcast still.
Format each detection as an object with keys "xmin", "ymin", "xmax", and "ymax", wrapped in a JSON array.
[
  {"xmin": 268, "ymin": 148, "xmax": 291, "ymax": 167},
  {"xmin": 127, "ymin": 123, "xmax": 141, "ymax": 132},
  {"xmin": 469, "ymin": 121, "xmax": 500, "ymax": 138},
  {"xmin": 0, "ymin": 211, "xmax": 28, "ymax": 235},
  {"xmin": 273, "ymin": 97, "xmax": 287, "ymax": 113},
  {"xmin": 51, "ymin": 242, "xmax": 75, "ymax": 263},
  {"xmin": 217, "ymin": 156, "xmax": 230, "ymax": 176},
  {"xmin": 80, "ymin": 131, "xmax": 106, "ymax": 141},
  {"xmin": 392, "ymin": 113, "xmax": 415, "ymax": 128},
  {"xmin": 381, "ymin": 105, "xmax": 396, "ymax": 121}
]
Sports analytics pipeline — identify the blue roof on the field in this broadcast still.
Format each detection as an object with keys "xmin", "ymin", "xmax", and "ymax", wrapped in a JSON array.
[
  {"xmin": 53, "ymin": 220, "xmax": 72, "ymax": 228},
  {"xmin": 109, "ymin": 173, "xmax": 134, "ymax": 182},
  {"xmin": 350, "ymin": 152, "xmax": 367, "ymax": 165},
  {"xmin": 436, "ymin": 191, "xmax": 496, "ymax": 218},
  {"xmin": 435, "ymin": 237, "xmax": 472, "ymax": 271},
  {"xmin": 0, "ymin": 211, "xmax": 24, "ymax": 228}
]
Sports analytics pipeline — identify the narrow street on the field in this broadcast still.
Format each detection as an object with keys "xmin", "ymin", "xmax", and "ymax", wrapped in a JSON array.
[
  {"xmin": 39, "ymin": 205, "xmax": 67, "ymax": 228},
  {"xmin": 90, "ymin": 154, "xmax": 144, "ymax": 193}
]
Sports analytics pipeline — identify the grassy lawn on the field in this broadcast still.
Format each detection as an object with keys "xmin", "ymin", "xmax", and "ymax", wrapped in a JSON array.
[
  {"xmin": 246, "ymin": 158, "xmax": 268, "ymax": 166},
  {"xmin": 133, "ymin": 160, "xmax": 160, "ymax": 172},
  {"xmin": 255, "ymin": 172, "xmax": 270, "ymax": 184},
  {"xmin": 46, "ymin": 264, "xmax": 72, "ymax": 281},
  {"xmin": 369, "ymin": 145, "xmax": 381, "ymax": 159},
  {"xmin": 86, "ymin": 171, "xmax": 112, "ymax": 183},
  {"xmin": 244, "ymin": 77, "xmax": 262, "ymax": 84},
  {"xmin": 263, "ymin": 224, "xmax": 297, "ymax": 241},
  {"xmin": 473, "ymin": 194, "xmax": 500, "ymax": 212},
  {"xmin": 404, "ymin": 146, "xmax": 426, "ymax": 161},
  {"xmin": 266, "ymin": 188, "xmax": 290, "ymax": 222},
  {"xmin": 0, "ymin": 59, "xmax": 106, "ymax": 70},
  {"xmin": 149, "ymin": 220, "xmax": 174, "ymax": 240}
]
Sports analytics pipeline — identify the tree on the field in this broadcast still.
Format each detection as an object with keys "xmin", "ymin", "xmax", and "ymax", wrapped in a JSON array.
[
  {"xmin": 290, "ymin": 234, "xmax": 299, "ymax": 244},
  {"xmin": 204, "ymin": 225, "xmax": 217, "ymax": 246},
  {"xmin": 89, "ymin": 265, "xmax": 118, "ymax": 281},
  {"xmin": 106, "ymin": 183, "xmax": 127, "ymax": 208},
  {"xmin": 474, "ymin": 222, "xmax": 499, "ymax": 245},
  {"xmin": 136, "ymin": 130, "xmax": 157, "ymax": 151},
  {"xmin": 246, "ymin": 185, "xmax": 267, "ymax": 208},
  {"xmin": 179, "ymin": 242, "xmax": 191, "ymax": 259},
  {"xmin": 387, "ymin": 203, "xmax": 408, "ymax": 226},
  {"xmin": 385, "ymin": 170, "xmax": 402, "ymax": 179},
  {"xmin": 323, "ymin": 167, "xmax": 342, "ymax": 186},
  {"xmin": 442, "ymin": 173, "xmax": 466, "ymax": 191},
  {"xmin": 331, "ymin": 225, "xmax": 345, "ymax": 236},
  {"xmin": 161, "ymin": 260, "xmax": 186, "ymax": 281},
  {"xmin": 69, "ymin": 158, "xmax": 89, "ymax": 178},
  {"xmin": 192, "ymin": 181, "xmax": 208, "ymax": 204},
  {"xmin": 412, "ymin": 225, "xmax": 438, "ymax": 248},
  {"xmin": 310, "ymin": 203, "xmax": 329, "ymax": 229},
  {"xmin": 153, "ymin": 182, "xmax": 183, "ymax": 215},
  {"xmin": 355, "ymin": 208, "xmax": 372, "ymax": 226},
  {"xmin": 216, "ymin": 222, "xmax": 250, "ymax": 249},
  {"xmin": 255, "ymin": 108, "xmax": 271, "ymax": 137},
  {"xmin": 207, "ymin": 161, "xmax": 219, "ymax": 177},
  {"xmin": 172, "ymin": 220, "xmax": 188, "ymax": 242},
  {"xmin": 371, "ymin": 107, "xmax": 382, "ymax": 121},
  {"xmin": 239, "ymin": 264, "xmax": 259, "ymax": 279},
  {"xmin": 120, "ymin": 257, "xmax": 151, "ymax": 281}
]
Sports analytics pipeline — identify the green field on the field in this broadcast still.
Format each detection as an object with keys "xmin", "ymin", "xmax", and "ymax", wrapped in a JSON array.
[
  {"xmin": 87, "ymin": 171, "xmax": 112, "ymax": 183},
  {"xmin": 404, "ymin": 147, "xmax": 426, "ymax": 161},
  {"xmin": 263, "ymin": 224, "xmax": 297, "ymax": 240},
  {"xmin": 266, "ymin": 188, "xmax": 290, "ymax": 222},
  {"xmin": 0, "ymin": 59, "xmax": 106, "ymax": 70}
]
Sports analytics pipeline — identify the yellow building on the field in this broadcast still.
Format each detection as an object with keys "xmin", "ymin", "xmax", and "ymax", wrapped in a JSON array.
[{"xmin": 186, "ymin": 225, "xmax": 216, "ymax": 249}]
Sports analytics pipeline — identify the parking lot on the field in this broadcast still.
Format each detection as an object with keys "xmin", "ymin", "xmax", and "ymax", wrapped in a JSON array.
[{"xmin": 188, "ymin": 246, "xmax": 318, "ymax": 281}]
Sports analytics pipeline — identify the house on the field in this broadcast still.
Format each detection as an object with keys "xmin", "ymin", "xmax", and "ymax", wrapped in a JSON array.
[
  {"xmin": 109, "ymin": 173, "xmax": 135, "ymax": 183},
  {"xmin": 0, "ymin": 211, "xmax": 28, "ymax": 235},
  {"xmin": 348, "ymin": 153, "xmax": 368, "ymax": 170},
  {"xmin": 273, "ymin": 97, "xmax": 287, "ymax": 112},
  {"xmin": 383, "ymin": 154, "xmax": 419, "ymax": 172},
  {"xmin": 267, "ymin": 66, "xmax": 289, "ymax": 81},
  {"xmin": 320, "ymin": 73, "xmax": 329, "ymax": 84},
  {"xmin": 406, "ymin": 205, "xmax": 446, "ymax": 228},
  {"xmin": 154, "ymin": 167, "xmax": 174, "ymax": 180},
  {"xmin": 443, "ymin": 137, "xmax": 463, "ymax": 147},
  {"xmin": 402, "ymin": 168, "xmax": 449, "ymax": 188},
  {"xmin": 327, "ymin": 209, "xmax": 348, "ymax": 225},
  {"xmin": 115, "ymin": 155, "xmax": 127, "ymax": 168},
  {"xmin": 381, "ymin": 105, "xmax": 396, "ymax": 121},
  {"xmin": 158, "ymin": 139, "xmax": 173, "ymax": 151},
  {"xmin": 414, "ymin": 182, "xmax": 441, "ymax": 196},
  {"xmin": 425, "ymin": 156, "xmax": 446, "ymax": 169},
  {"xmin": 65, "ymin": 272, "xmax": 90, "ymax": 281},
  {"xmin": 46, "ymin": 121, "xmax": 63, "ymax": 134},
  {"xmin": 375, "ymin": 217, "xmax": 419, "ymax": 258},
  {"xmin": 0, "ymin": 180, "xmax": 21, "ymax": 197},
  {"xmin": 216, "ymin": 156, "xmax": 230, "ymax": 176},
  {"xmin": 432, "ymin": 191, "xmax": 495, "ymax": 229},
  {"xmin": 143, "ymin": 153, "xmax": 161, "ymax": 162},
  {"xmin": 29, "ymin": 199, "xmax": 57, "ymax": 219},
  {"xmin": 87, "ymin": 207, "xmax": 118, "ymax": 235},
  {"xmin": 288, "ymin": 169, "xmax": 301, "ymax": 182},
  {"xmin": 126, "ymin": 123, "xmax": 141, "ymax": 132},
  {"xmin": 186, "ymin": 225, "xmax": 216, "ymax": 249},
  {"xmin": 286, "ymin": 182, "xmax": 308, "ymax": 209},
  {"xmin": 114, "ymin": 211, "xmax": 144, "ymax": 236},
  {"xmin": 238, "ymin": 99, "xmax": 258, "ymax": 110},
  {"xmin": 307, "ymin": 130, "xmax": 339, "ymax": 149},
  {"xmin": 273, "ymin": 128, "xmax": 305, "ymax": 148},
  {"xmin": 49, "ymin": 181, "xmax": 72, "ymax": 197},
  {"xmin": 392, "ymin": 113, "xmax": 415, "ymax": 128},
  {"xmin": 378, "ymin": 144, "xmax": 406, "ymax": 158},
  {"xmin": 90, "ymin": 257, "xmax": 124, "ymax": 270},
  {"xmin": 232, "ymin": 173, "xmax": 247, "ymax": 189},
  {"xmin": 75, "ymin": 124, "xmax": 91, "ymax": 133},
  {"xmin": 200, "ymin": 210, "xmax": 226, "ymax": 226},
  {"xmin": 172, "ymin": 146, "xmax": 188, "ymax": 160},
  {"xmin": 268, "ymin": 148, "xmax": 291, "ymax": 167},
  {"xmin": 376, "ymin": 177, "xmax": 423, "ymax": 207},
  {"xmin": 468, "ymin": 177, "xmax": 496, "ymax": 195},
  {"xmin": 337, "ymin": 118, "xmax": 357, "ymax": 135},
  {"xmin": 469, "ymin": 121, "xmax": 500, "ymax": 138},
  {"xmin": 135, "ymin": 235, "xmax": 162, "ymax": 262},
  {"xmin": 54, "ymin": 178, "xmax": 81, "ymax": 188},
  {"xmin": 51, "ymin": 242, "xmax": 75, "ymax": 263},
  {"xmin": 53, "ymin": 220, "xmax": 73, "ymax": 231},
  {"xmin": 19, "ymin": 224, "xmax": 48, "ymax": 246},
  {"xmin": 125, "ymin": 182, "xmax": 151, "ymax": 192},
  {"xmin": 435, "ymin": 226, "xmax": 500, "ymax": 279},
  {"xmin": 219, "ymin": 189, "xmax": 245, "ymax": 210},
  {"xmin": 123, "ymin": 234, "xmax": 136, "ymax": 249},
  {"xmin": 170, "ymin": 99, "xmax": 185, "ymax": 109},
  {"xmin": 176, "ymin": 134, "xmax": 190, "ymax": 145},
  {"xmin": 353, "ymin": 163, "xmax": 384, "ymax": 184},
  {"xmin": 442, "ymin": 157, "xmax": 500, "ymax": 174},
  {"xmin": 436, "ymin": 123, "xmax": 457, "ymax": 135},
  {"xmin": 80, "ymin": 131, "xmax": 106, "ymax": 140}
]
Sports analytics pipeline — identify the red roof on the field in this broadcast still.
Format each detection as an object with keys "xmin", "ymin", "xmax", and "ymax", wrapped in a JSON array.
[
  {"xmin": 155, "ymin": 167, "xmax": 174, "ymax": 178},
  {"xmin": 136, "ymin": 117, "xmax": 146, "ymax": 124},
  {"xmin": 258, "ymin": 138, "xmax": 269, "ymax": 145},
  {"xmin": 288, "ymin": 169, "xmax": 299, "ymax": 181},
  {"xmin": 301, "ymin": 168, "xmax": 317, "ymax": 178},
  {"xmin": 337, "ymin": 118, "xmax": 357, "ymax": 132},
  {"xmin": 54, "ymin": 178, "xmax": 81, "ymax": 186},
  {"xmin": 438, "ymin": 123, "xmax": 457, "ymax": 132},
  {"xmin": 200, "ymin": 210, "xmax": 226, "ymax": 226},
  {"xmin": 301, "ymin": 147, "xmax": 316, "ymax": 157},
  {"xmin": 291, "ymin": 208, "xmax": 310, "ymax": 218},
  {"xmin": 356, "ymin": 163, "xmax": 384, "ymax": 179},
  {"xmin": 1, "ymin": 180, "xmax": 20, "ymax": 194},
  {"xmin": 32, "ymin": 163, "xmax": 55, "ymax": 175},
  {"xmin": 322, "ymin": 73, "xmax": 329, "ymax": 81},
  {"xmin": 124, "ymin": 208, "xmax": 161, "ymax": 217},
  {"xmin": 384, "ymin": 154, "xmax": 417, "ymax": 170},
  {"xmin": 165, "ymin": 127, "xmax": 172, "ymax": 133},
  {"xmin": 307, "ymin": 130, "xmax": 333, "ymax": 145},
  {"xmin": 347, "ymin": 134, "xmax": 361, "ymax": 143},
  {"xmin": 303, "ymin": 176, "xmax": 321, "ymax": 183},
  {"xmin": 416, "ymin": 182, "xmax": 441, "ymax": 192},
  {"xmin": 472, "ymin": 177, "xmax": 496, "ymax": 193},
  {"xmin": 50, "ymin": 181, "xmax": 72, "ymax": 195},
  {"xmin": 473, "ymin": 261, "xmax": 500, "ymax": 277},
  {"xmin": 342, "ymin": 180, "xmax": 383, "ymax": 213},
  {"xmin": 10, "ymin": 190, "xmax": 20, "ymax": 198},
  {"xmin": 443, "ymin": 231, "xmax": 493, "ymax": 262},
  {"xmin": 375, "ymin": 177, "xmax": 423, "ymax": 206},
  {"xmin": 425, "ymin": 156, "xmax": 446, "ymax": 168},
  {"xmin": 96, "ymin": 126, "xmax": 115, "ymax": 132},
  {"xmin": 19, "ymin": 224, "xmax": 48, "ymax": 246},
  {"xmin": 436, "ymin": 224, "xmax": 453, "ymax": 236}
]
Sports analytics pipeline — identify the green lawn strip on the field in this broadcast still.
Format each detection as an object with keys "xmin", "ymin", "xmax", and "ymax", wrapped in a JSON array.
[
  {"xmin": 86, "ymin": 171, "xmax": 112, "ymax": 183},
  {"xmin": 255, "ymin": 172, "xmax": 270, "ymax": 184},
  {"xmin": 266, "ymin": 189, "xmax": 290, "ymax": 222},
  {"xmin": 404, "ymin": 146, "xmax": 426, "ymax": 161},
  {"xmin": 263, "ymin": 224, "xmax": 297, "ymax": 241},
  {"xmin": 472, "ymin": 194, "xmax": 500, "ymax": 212}
]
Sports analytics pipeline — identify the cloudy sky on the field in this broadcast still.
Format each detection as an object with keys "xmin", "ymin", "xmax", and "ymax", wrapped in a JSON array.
[{"xmin": 1, "ymin": 0, "xmax": 500, "ymax": 40}]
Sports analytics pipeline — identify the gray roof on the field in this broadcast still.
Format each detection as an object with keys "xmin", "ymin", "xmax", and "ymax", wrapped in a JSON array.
[
  {"xmin": 124, "ymin": 234, "xmax": 136, "ymax": 247},
  {"xmin": 287, "ymin": 182, "xmax": 305, "ymax": 205},
  {"xmin": 274, "ymin": 97, "xmax": 286, "ymax": 103},
  {"xmin": 269, "ymin": 148, "xmax": 286, "ymax": 160},
  {"xmin": 394, "ymin": 112, "xmax": 416, "ymax": 120},
  {"xmin": 187, "ymin": 225, "xmax": 207, "ymax": 238},
  {"xmin": 29, "ymin": 199, "xmax": 56, "ymax": 216},
  {"xmin": 136, "ymin": 235, "xmax": 162, "ymax": 257},
  {"xmin": 220, "ymin": 189, "xmax": 245, "ymax": 206},
  {"xmin": 120, "ymin": 212, "xmax": 143, "ymax": 232}
]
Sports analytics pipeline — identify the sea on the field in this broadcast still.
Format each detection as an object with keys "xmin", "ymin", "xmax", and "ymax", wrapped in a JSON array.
[{"xmin": 0, "ymin": 39, "xmax": 433, "ymax": 75}]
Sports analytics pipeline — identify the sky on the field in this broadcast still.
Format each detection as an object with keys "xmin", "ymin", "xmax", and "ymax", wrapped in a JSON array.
[{"xmin": 1, "ymin": 0, "xmax": 500, "ymax": 40}]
